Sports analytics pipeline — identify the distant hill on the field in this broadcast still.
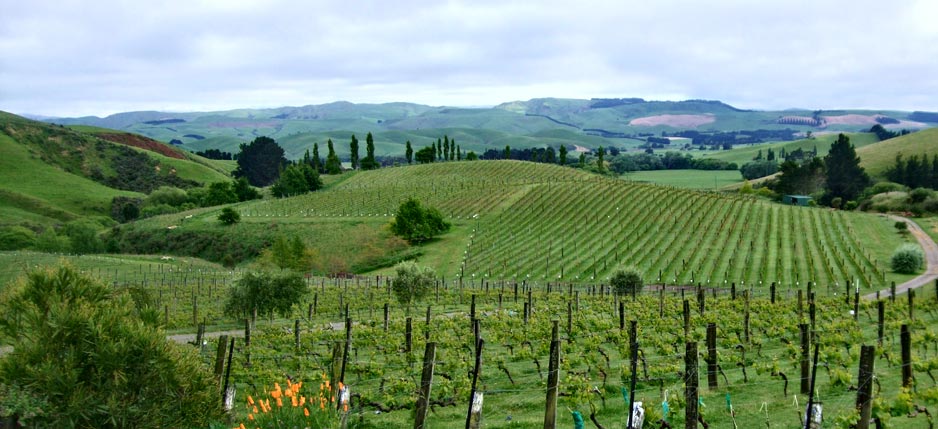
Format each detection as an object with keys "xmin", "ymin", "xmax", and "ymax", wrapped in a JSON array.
[
  {"xmin": 0, "ymin": 111, "xmax": 231, "ymax": 227},
  {"xmin": 46, "ymin": 99, "xmax": 934, "ymax": 161},
  {"xmin": 857, "ymin": 128, "xmax": 938, "ymax": 177}
]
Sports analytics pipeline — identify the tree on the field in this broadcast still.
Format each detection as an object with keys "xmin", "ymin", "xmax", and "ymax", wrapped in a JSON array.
[
  {"xmin": 610, "ymin": 268, "xmax": 643, "ymax": 297},
  {"xmin": 456, "ymin": 145, "xmax": 462, "ymax": 161},
  {"xmin": 504, "ymin": 145, "xmax": 511, "ymax": 160},
  {"xmin": 774, "ymin": 158, "xmax": 825, "ymax": 196},
  {"xmin": 824, "ymin": 133, "xmax": 871, "ymax": 204},
  {"xmin": 405, "ymin": 141, "xmax": 413, "ymax": 164},
  {"xmin": 233, "ymin": 177, "xmax": 261, "ymax": 202},
  {"xmin": 0, "ymin": 265, "xmax": 223, "ymax": 427},
  {"xmin": 415, "ymin": 146, "xmax": 436, "ymax": 164},
  {"xmin": 266, "ymin": 235, "xmax": 311, "ymax": 271},
  {"xmin": 559, "ymin": 145, "xmax": 568, "ymax": 165},
  {"xmin": 391, "ymin": 261, "xmax": 436, "ymax": 312},
  {"xmin": 233, "ymin": 136, "xmax": 288, "ymax": 186},
  {"xmin": 325, "ymin": 139, "xmax": 342, "ymax": 174},
  {"xmin": 466, "ymin": 151, "xmax": 478, "ymax": 161},
  {"xmin": 311, "ymin": 142, "xmax": 323, "ymax": 173},
  {"xmin": 450, "ymin": 138, "xmax": 456, "ymax": 161},
  {"xmin": 361, "ymin": 132, "xmax": 378, "ymax": 170},
  {"xmin": 436, "ymin": 139, "xmax": 442, "ymax": 160},
  {"xmin": 891, "ymin": 244, "xmax": 923, "ymax": 274},
  {"xmin": 271, "ymin": 163, "xmax": 322, "ymax": 197},
  {"xmin": 443, "ymin": 136, "xmax": 450, "ymax": 161},
  {"xmin": 203, "ymin": 181, "xmax": 238, "ymax": 206},
  {"xmin": 224, "ymin": 271, "xmax": 309, "ymax": 319},
  {"xmin": 578, "ymin": 153, "xmax": 586, "ymax": 168},
  {"xmin": 390, "ymin": 198, "xmax": 450, "ymax": 243},
  {"xmin": 349, "ymin": 134, "xmax": 360, "ymax": 170},
  {"xmin": 596, "ymin": 146, "xmax": 605, "ymax": 172},
  {"xmin": 218, "ymin": 207, "xmax": 240, "ymax": 225},
  {"xmin": 740, "ymin": 160, "xmax": 779, "ymax": 180}
]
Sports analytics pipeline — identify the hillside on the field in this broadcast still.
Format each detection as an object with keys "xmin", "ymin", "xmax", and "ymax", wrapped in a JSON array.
[
  {"xmin": 695, "ymin": 132, "xmax": 880, "ymax": 165},
  {"xmin": 47, "ymin": 99, "xmax": 935, "ymax": 161},
  {"xmin": 857, "ymin": 127, "xmax": 938, "ymax": 177},
  {"xmin": 121, "ymin": 160, "xmax": 913, "ymax": 289},
  {"xmin": 0, "ymin": 112, "xmax": 231, "ymax": 228}
]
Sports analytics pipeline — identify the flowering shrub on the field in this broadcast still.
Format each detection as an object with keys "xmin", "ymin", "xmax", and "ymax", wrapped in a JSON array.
[{"xmin": 235, "ymin": 374, "xmax": 347, "ymax": 429}]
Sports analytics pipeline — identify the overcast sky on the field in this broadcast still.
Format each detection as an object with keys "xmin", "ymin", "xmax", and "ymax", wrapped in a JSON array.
[{"xmin": 1, "ymin": 0, "xmax": 936, "ymax": 117}]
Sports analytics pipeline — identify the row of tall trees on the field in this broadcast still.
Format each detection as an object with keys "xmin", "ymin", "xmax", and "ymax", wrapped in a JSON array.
[
  {"xmin": 772, "ymin": 133, "xmax": 871, "ymax": 205},
  {"xmin": 886, "ymin": 153, "xmax": 938, "ymax": 190}
]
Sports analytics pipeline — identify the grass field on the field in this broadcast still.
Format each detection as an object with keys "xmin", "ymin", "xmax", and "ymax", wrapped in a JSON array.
[
  {"xmin": 693, "ymin": 132, "xmax": 881, "ymax": 166},
  {"xmin": 623, "ymin": 169, "xmax": 743, "ymax": 189},
  {"xmin": 857, "ymin": 128, "xmax": 938, "ymax": 177}
]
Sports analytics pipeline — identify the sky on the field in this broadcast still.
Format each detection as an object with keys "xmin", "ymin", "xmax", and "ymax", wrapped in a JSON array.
[{"xmin": 1, "ymin": 0, "xmax": 937, "ymax": 117}]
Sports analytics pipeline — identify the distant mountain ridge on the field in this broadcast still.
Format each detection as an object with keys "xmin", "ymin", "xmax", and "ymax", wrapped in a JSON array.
[{"xmin": 44, "ymin": 98, "xmax": 935, "ymax": 160}]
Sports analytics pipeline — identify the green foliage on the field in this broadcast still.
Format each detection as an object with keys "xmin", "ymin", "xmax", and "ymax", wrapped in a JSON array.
[
  {"xmin": 895, "ymin": 221, "xmax": 908, "ymax": 232},
  {"xmin": 110, "ymin": 196, "xmax": 142, "ymax": 222},
  {"xmin": 391, "ymin": 261, "xmax": 435, "ymax": 307},
  {"xmin": 465, "ymin": 151, "xmax": 478, "ymax": 161},
  {"xmin": 63, "ymin": 219, "xmax": 106, "ymax": 254},
  {"xmin": 415, "ymin": 146, "xmax": 436, "ymax": 164},
  {"xmin": 360, "ymin": 132, "xmax": 379, "ymax": 170},
  {"xmin": 559, "ymin": 144, "xmax": 568, "ymax": 165},
  {"xmin": 610, "ymin": 267, "xmax": 643, "ymax": 296},
  {"xmin": 405, "ymin": 141, "xmax": 413, "ymax": 164},
  {"xmin": 0, "ymin": 226, "xmax": 36, "ymax": 251},
  {"xmin": 272, "ymin": 163, "xmax": 322, "ymax": 198},
  {"xmin": 33, "ymin": 228, "xmax": 70, "ymax": 252},
  {"xmin": 390, "ymin": 198, "xmax": 450, "ymax": 243},
  {"xmin": 740, "ymin": 160, "xmax": 779, "ymax": 180},
  {"xmin": 224, "ymin": 271, "xmax": 309, "ymax": 319},
  {"xmin": 824, "ymin": 134, "xmax": 871, "ymax": 204},
  {"xmin": 891, "ymin": 244, "xmax": 923, "ymax": 274},
  {"xmin": 0, "ymin": 382, "xmax": 48, "ymax": 425},
  {"xmin": 0, "ymin": 265, "xmax": 223, "ymax": 427},
  {"xmin": 147, "ymin": 186, "xmax": 190, "ymax": 207},
  {"xmin": 218, "ymin": 207, "xmax": 241, "ymax": 225},
  {"xmin": 266, "ymin": 235, "xmax": 312, "ymax": 271},
  {"xmin": 773, "ymin": 158, "xmax": 825, "ymax": 196},
  {"xmin": 203, "ymin": 181, "xmax": 238, "ymax": 206},
  {"xmin": 349, "ymin": 134, "xmax": 360, "ymax": 169},
  {"xmin": 325, "ymin": 139, "xmax": 342, "ymax": 174},
  {"xmin": 233, "ymin": 177, "xmax": 261, "ymax": 202},
  {"xmin": 233, "ymin": 136, "xmax": 288, "ymax": 186}
]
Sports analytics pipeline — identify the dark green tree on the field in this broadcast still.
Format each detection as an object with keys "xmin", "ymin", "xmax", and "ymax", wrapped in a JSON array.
[
  {"xmin": 415, "ymin": 146, "xmax": 436, "ymax": 164},
  {"xmin": 774, "ymin": 158, "xmax": 825, "ymax": 196},
  {"xmin": 596, "ymin": 146, "xmax": 605, "ymax": 172},
  {"xmin": 450, "ymin": 138, "xmax": 456, "ymax": 160},
  {"xmin": 224, "ymin": 272, "xmax": 309, "ymax": 319},
  {"xmin": 456, "ymin": 145, "xmax": 462, "ymax": 161},
  {"xmin": 349, "ymin": 134, "xmax": 359, "ymax": 170},
  {"xmin": 203, "ymin": 181, "xmax": 238, "ymax": 206},
  {"xmin": 824, "ymin": 133, "xmax": 871, "ymax": 204},
  {"xmin": 504, "ymin": 145, "xmax": 511, "ymax": 160},
  {"xmin": 325, "ymin": 139, "xmax": 342, "ymax": 174},
  {"xmin": 360, "ymin": 132, "xmax": 378, "ymax": 170},
  {"xmin": 436, "ymin": 139, "xmax": 442, "ymax": 160},
  {"xmin": 271, "ymin": 163, "xmax": 322, "ymax": 197},
  {"xmin": 610, "ymin": 267, "xmax": 644, "ymax": 297},
  {"xmin": 0, "ymin": 266, "xmax": 224, "ymax": 427},
  {"xmin": 578, "ymin": 153, "xmax": 586, "ymax": 168},
  {"xmin": 232, "ymin": 177, "xmax": 261, "ymax": 202},
  {"xmin": 466, "ymin": 151, "xmax": 478, "ymax": 161},
  {"xmin": 405, "ymin": 141, "xmax": 413, "ymax": 164},
  {"xmin": 767, "ymin": 148, "xmax": 776, "ymax": 161},
  {"xmin": 740, "ymin": 161, "xmax": 779, "ymax": 180},
  {"xmin": 443, "ymin": 136, "xmax": 450, "ymax": 161},
  {"xmin": 233, "ymin": 136, "xmax": 288, "ymax": 186},
  {"xmin": 218, "ymin": 207, "xmax": 240, "ymax": 225},
  {"xmin": 311, "ymin": 142, "xmax": 323, "ymax": 173},
  {"xmin": 545, "ymin": 147, "xmax": 556, "ymax": 164},
  {"xmin": 559, "ymin": 145, "xmax": 567, "ymax": 165},
  {"xmin": 390, "ymin": 198, "xmax": 450, "ymax": 243}
]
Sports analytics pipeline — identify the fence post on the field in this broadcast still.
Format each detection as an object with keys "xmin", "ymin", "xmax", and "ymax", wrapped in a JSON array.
[
  {"xmin": 901, "ymin": 324, "xmax": 912, "ymax": 388},
  {"xmin": 406, "ymin": 317, "xmax": 413, "ymax": 353},
  {"xmin": 877, "ymin": 300, "xmax": 885, "ymax": 346},
  {"xmin": 856, "ymin": 344, "xmax": 875, "ymax": 429},
  {"xmin": 213, "ymin": 335, "xmax": 229, "ymax": 380},
  {"xmin": 544, "ymin": 324, "xmax": 561, "ymax": 429},
  {"xmin": 414, "ymin": 342, "xmax": 437, "ymax": 429},
  {"xmin": 800, "ymin": 323, "xmax": 810, "ymax": 394},
  {"xmin": 465, "ymin": 338, "xmax": 484, "ymax": 429},
  {"xmin": 707, "ymin": 323, "xmax": 717, "ymax": 390},
  {"xmin": 627, "ymin": 320, "xmax": 639, "ymax": 429},
  {"xmin": 685, "ymin": 341, "xmax": 698, "ymax": 429}
]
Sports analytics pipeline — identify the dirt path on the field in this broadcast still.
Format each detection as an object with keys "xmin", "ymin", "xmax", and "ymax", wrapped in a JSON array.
[{"xmin": 863, "ymin": 215, "xmax": 938, "ymax": 300}]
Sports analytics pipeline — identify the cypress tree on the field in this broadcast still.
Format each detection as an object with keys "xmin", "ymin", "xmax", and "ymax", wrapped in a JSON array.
[
  {"xmin": 405, "ymin": 141, "xmax": 413, "ymax": 164},
  {"xmin": 312, "ymin": 142, "xmax": 323, "ymax": 173},
  {"xmin": 325, "ymin": 139, "xmax": 342, "ymax": 174},
  {"xmin": 559, "ymin": 145, "xmax": 567, "ymax": 165},
  {"xmin": 349, "ymin": 134, "xmax": 359, "ymax": 169}
]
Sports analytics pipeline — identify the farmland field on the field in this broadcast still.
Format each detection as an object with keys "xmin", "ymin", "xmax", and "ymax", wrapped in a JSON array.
[{"xmin": 623, "ymin": 169, "xmax": 743, "ymax": 190}]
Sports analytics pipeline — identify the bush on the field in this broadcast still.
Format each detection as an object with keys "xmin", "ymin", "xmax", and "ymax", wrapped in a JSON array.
[
  {"xmin": 218, "ymin": 207, "xmax": 241, "ymax": 225},
  {"xmin": 390, "ymin": 198, "xmax": 450, "ymax": 243},
  {"xmin": 0, "ymin": 265, "xmax": 223, "ymax": 427},
  {"xmin": 610, "ymin": 267, "xmax": 644, "ymax": 297},
  {"xmin": 891, "ymin": 244, "xmax": 924, "ymax": 274},
  {"xmin": 224, "ymin": 271, "xmax": 309, "ymax": 319},
  {"xmin": 910, "ymin": 187, "xmax": 933, "ymax": 203},
  {"xmin": 146, "ymin": 186, "xmax": 189, "ymax": 207},
  {"xmin": 391, "ymin": 261, "xmax": 436, "ymax": 309},
  {"xmin": 844, "ymin": 200, "xmax": 858, "ymax": 210},
  {"xmin": 0, "ymin": 226, "xmax": 36, "ymax": 251}
]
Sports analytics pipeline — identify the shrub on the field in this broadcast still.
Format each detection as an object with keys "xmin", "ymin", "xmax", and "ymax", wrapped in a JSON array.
[
  {"xmin": 910, "ymin": 187, "xmax": 933, "ymax": 203},
  {"xmin": 844, "ymin": 200, "xmax": 858, "ymax": 210},
  {"xmin": 0, "ymin": 226, "xmax": 36, "ymax": 251},
  {"xmin": 391, "ymin": 261, "xmax": 436, "ymax": 310},
  {"xmin": 390, "ymin": 198, "xmax": 450, "ymax": 243},
  {"xmin": 146, "ymin": 186, "xmax": 189, "ymax": 207},
  {"xmin": 218, "ymin": 207, "xmax": 241, "ymax": 225},
  {"xmin": 894, "ymin": 221, "xmax": 908, "ymax": 233},
  {"xmin": 224, "ymin": 271, "xmax": 309, "ymax": 319},
  {"xmin": 0, "ymin": 265, "xmax": 223, "ymax": 427},
  {"xmin": 891, "ymin": 244, "xmax": 924, "ymax": 274},
  {"xmin": 610, "ymin": 267, "xmax": 644, "ymax": 297}
]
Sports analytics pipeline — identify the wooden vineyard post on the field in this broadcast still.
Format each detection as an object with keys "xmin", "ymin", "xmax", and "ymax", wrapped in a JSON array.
[
  {"xmin": 425, "ymin": 306, "xmax": 432, "ymax": 341},
  {"xmin": 414, "ymin": 342, "xmax": 437, "ymax": 429},
  {"xmin": 213, "ymin": 335, "xmax": 229, "ymax": 380},
  {"xmin": 383, "ymin": 303, "xmax": 389, "ymax": 332},
  {"xmin": 192, "ymin": 295, "xmax": 198, "ymax": 327},
  {"xmin": 854, "ymin": 286, "xmax": 860, "ymax": 321},
  {"xmin": 619, "ymin": 301, "xmax": 625, "ymax": 331},
  {"xmin": 908, "ymin": 290, "xmax": 915, "ymax": 321},
  {"xmin": 697, "ymin": 286, "xmax": 705, "ymax": 315},
  {"xmin": 406, "ymin": 317, "xmax": 413, "ymax": 353},
  {"xmin": 308, "ymin": 301, "xmax": 313, "ymax": 320},
  {"xmin": 683, "ymin": 299, "xmax": 691, "ymax": 340},
  {"xmin": 797, "ymin": 290, "xmax": 804, "ymax": 319},
  {"xmin": 523, "ymin": 302, "xmax": 530, "ymax": 325},
  {"xmin": 465, "ymin": 338, "xmax": 484, "ymax": 429},
  {"xmin": 890, "ymin": 282, "xmax": 896, "ymax": 302},
  {"xmin": 856, "ymin": 345, "xmax": 875, "ymax": 429},
  {"xmin": 331, "ymin": 341, "xmax": 344, "ymax": 391},
  {"xmin": 804, "ymin": 343, "xmax": 821, "ymax": 429},
  {"xmin": 470, "ymin": 294, "xmax": 476, "ymax": 320},
  {"xmin": 627, "ymin": 320, "xmax": 639, "ymax": 429},
  {"xmin": 659, "ymin": 288, "xmax": 665, "ymax": 317},
  {"xmin": 222, "ymin": 337, "xmax": 235, "ymax": 407},
  {"xmin": 544, "ymin": 322, "xmax": 561, "ymax": 429},
  {"xmin": 771, "ymin": 282, "xmax": 776, "ymax": 304},
  {"xmin": 340, "ymin": 317, "xmax": 351, "ymax": 384},
  {"xmin": 706, "ymin": 323, "xmax": 717, "ymax": 390},
  {"xmin": 877, "ymin": 300, "xmax": 885, "ymax": 346},
  {"xmin": 901, "ymin": 324, "xmax": 912, "ymax": 388},
  {"xmin": 566, "ymin": 301, "xmax": 573, "ymax": 343},
  {"xmin": 294, "ymin": 319, "xmax": 301, "ymax": 350},
  {"xmin": 731, "ymin": 282, "xmax": 736, "ymax": 300},
  {"xmin": 685, "ymin": 341, "xmax": 699, "ymax": 429},
  {"xmin": 164, "ymin": 305, "xmax": 169, "ymax": 326},
  {"xmin": 744, "ymin": 292, "xmax": 751, "ymax": 344},
  {"xmin": 244, "ymin": 319, "xmax": 251, "ymax": 367},
  {"xmin": 800, "ymin": 323, "xmax": 810, "ymax": 394}
]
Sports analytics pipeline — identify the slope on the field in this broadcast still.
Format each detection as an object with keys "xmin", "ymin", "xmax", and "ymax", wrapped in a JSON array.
[{"xmin": 857, "ymin": 128, "xmax": 938, "ymax": 177}]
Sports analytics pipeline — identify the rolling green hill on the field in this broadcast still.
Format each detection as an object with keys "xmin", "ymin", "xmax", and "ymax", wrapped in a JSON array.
[
  {"xmin": 0, "ymin": 112, "xmax": 232, "ymax": 228},
  {"xmin": 695, "ymin": 132, "xmax": 880, "ymax": 166},
  {"xmin": 857, "ymin": 127, "xmax": 938, "ymax": 177},
  {"xmin": 120, "ymin": 160, "xmax": 913, "ymax": 290},
  {"xmin": 48, "ymin": 99, "xmax": 934, "ymax": 162}
]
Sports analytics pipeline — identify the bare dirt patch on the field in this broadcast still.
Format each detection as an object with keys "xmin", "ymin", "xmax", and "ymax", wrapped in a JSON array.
[
  {"xmin": 97, "ymin": 133, "xmax": 186, "ymax": 160},
  {"xmin": 629, "ymin": 114, "xmax": 715, "ymax": 128}
]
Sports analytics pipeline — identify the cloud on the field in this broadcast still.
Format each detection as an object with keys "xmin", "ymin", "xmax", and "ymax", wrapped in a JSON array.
[{"xmin": 1, "ymin": 0, "xmax": 936, "ymax": 116}]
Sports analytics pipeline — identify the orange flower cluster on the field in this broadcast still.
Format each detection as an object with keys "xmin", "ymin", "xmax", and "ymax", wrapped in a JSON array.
[{"xmin": 234, "ymin": 374, "xmax": 342, "ymax": 429}]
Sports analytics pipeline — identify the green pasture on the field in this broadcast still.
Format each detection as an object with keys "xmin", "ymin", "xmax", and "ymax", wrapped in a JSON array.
[{"xmin": 623, "ymin": 169, "xmax": 743, "ymax": 189}]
